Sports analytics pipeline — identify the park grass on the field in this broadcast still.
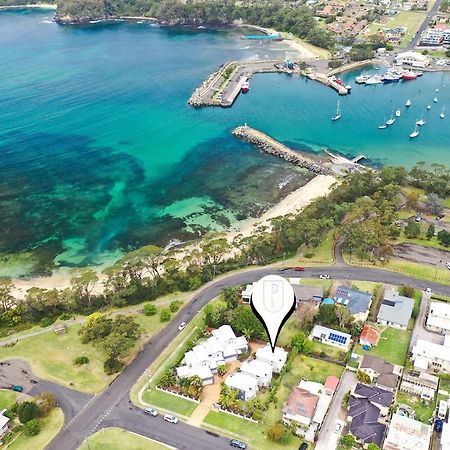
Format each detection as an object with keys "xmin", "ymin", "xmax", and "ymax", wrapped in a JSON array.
[
  {"xmin": 298, "ymin": 232, "xmax": 334, "ymax": 264},
  {"xmin": 80, "ymin": 427, "xmax": 172, "ymax": 450},
  {"xmin": 0, "ymin": 324, "xmax": 110, "ymax": 393},
  {"xmin": 354, "ymin": 325, "xmax": 411, "ymax": 366},
  {"xmin": 443, "ymin": 197, "xmax": 450, "ymax": 209},
  {"xmin": 350, "ymin": 281, "xmax": 379, "ymax": 294},
  {"xmin": 396, "ymin": 231, "xmax": 448, "ymax": 251},
  {"xmin": 142, "ymin": 389, "xmax": 198, "ymax": 417},
  {"xmin": 396, "ymin": 392, "xmax": 435, "ymax": 423},
  {"xmin": 8, "ymin": 407, "xmax": 63, "ymax": 450},
  {"xmin": 0, "ymin": 389, "xmax": 19, "ymax": 410}
]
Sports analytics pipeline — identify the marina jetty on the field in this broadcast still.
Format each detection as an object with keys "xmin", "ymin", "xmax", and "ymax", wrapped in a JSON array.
[
  {"xmin": 232, "ymin": 125, "xmax": 331, "ymax": 175},
  {"xmin": 188, "ymin": 59, "xmax": 350, "ymax": 108}
]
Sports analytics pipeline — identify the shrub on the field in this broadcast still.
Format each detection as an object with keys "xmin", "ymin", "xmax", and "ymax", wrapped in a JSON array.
[
  {"xmin": 304, "ymin": 252, "xmax": 314, "ymax": 259},
  {"xmin": 169, "ymin": 300, "xmax": 180, "ymax": 313},
  {"xmin": 252, "ymin": 410, "xmax": 263, "ymax": 421},
  {"xmin": 160, "ymin": 309, "xmax": 171, "ymax": 322},
  {"xmin": 59, "ymin": 313, "xmax": 72, "ymax": 320},
  {"xmin": 103, "ymin": 357, "xmax": 124, "ymax": 375},
  {"xmin": 37, "ymin": 392, "xmax": 57, "ymax": 417},
  {"xmin": 74, "ymin": 356, "xmax": 90, "ymax": 365},
  {"xmin": 40, "ymin": 317, "xmax": 55, "ymax": 328},
  {"xmin": 17, "ymin": 401, "xmax": 39, "ymax": 424},
  {"xmin": 143, "ymin": 303, "xmax": 157, "ymax": 316},
  {"xmin": 24, "ymin": 419, "xmax": 41, "ymax": 436}
]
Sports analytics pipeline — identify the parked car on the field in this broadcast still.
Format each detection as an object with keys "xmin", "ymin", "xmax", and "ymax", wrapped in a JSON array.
[
  {"xmin": 298, "ymin": 443, "xmax": 308, "ymax": 450},
  {"xmin": 177, "ymin": 322, "xmax": 187, "ymax": 331},
  {"xmin": 435, "ymin": 419, "xmax": 443, "ymax": 432},
  {"xmin": 230, "ymin": 439, "xmax": 247, "ymax": 449},
  {"xmin": 144, "ymin": 407, "xmax": 158, "ymax": 417},
  {"xmin": 334, "ymin": 422, "xmax": 342, "ymax": 433},
  {"xmin": 294, "ymin": 266, "xmax": 305, "ymax": 271},
  {"xmin": 437, "ymin": 213, "xmax": 445, "ymax": 220},
  {"xmin": 163, "ymin": 414, "xmax": 179, "ymax": 424},
  {"xmin": 446, "ymin": 262, "xmax": 450, "ymax": 271},
  {"xmin": 319, "ymin": 274, "xmax": 330, "ymax": 279},
  {"xmin": 415, "ymin": 215, "xmax": 422, "ymax": 222},
  {"xmin": 11, "ymin": 385, "xmax": 23, "ymax": 392},
  {"xmin": 425, "ymin": 288, "xmax": 432, "ymax": 294}
]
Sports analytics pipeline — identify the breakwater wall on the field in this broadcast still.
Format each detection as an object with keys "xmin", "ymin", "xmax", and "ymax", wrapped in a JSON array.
[{"xmin": 232, "ymin": 125, "xmax": 331, "ymax": 175}]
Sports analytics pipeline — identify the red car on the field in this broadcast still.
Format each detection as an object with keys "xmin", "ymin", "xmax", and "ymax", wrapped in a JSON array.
[{"xmin": 294, "ymin": 266, "xmax": 305, "ymax": 271}]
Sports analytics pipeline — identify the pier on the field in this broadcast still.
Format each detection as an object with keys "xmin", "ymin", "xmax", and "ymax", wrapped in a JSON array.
[
  {"xmin": 305, "ymin": 71, "xmax": 348, "ymax": 95},
  {"xmin": 232, "ymin": 125, "xmax": 331, "ymax": 175}
]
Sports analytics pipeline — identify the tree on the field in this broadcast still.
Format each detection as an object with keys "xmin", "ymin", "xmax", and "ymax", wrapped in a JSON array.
[
  {"xmin": 367, "ymin": 444, "xmax": 380, "ymax": 450},
  {"xmin": 36, "ymin": 392, "xmax": 57, "ymax": 417},
  {"xmin": 317, "ymin": 304, "xmax": 338, "ymax": 326},
  {"xmin": 101, "ymin": 333, "xmax": 134, "ymax": 359},
  {"xmin": 294, "ymin": 302, "xmax": 317, "ymax": 330},
  {"xmin": 357, "ymin": 370, "xmax": 371, "ymax": 384},
  {"xmin": 169, "ymin": 300, "xmax": 180, "ymax": 312},
  {"xmin": 291, "ymin": 332, "xmax": 312, "ymax": 355},
  {"xmin": 335, "ymin": 306, "xmax": 351, "ymax": 328},
  {"xmin": 426, "ymin": 223, "xmax": 435, "ymax": 240},
  {"xmin": 406, "ymin": 191, "xmax": 419, "ymax": 210},
  {"xmin": 437, "ymin": 230, "xmax": 450, "ymax": 247},
  {"xmin": 399, "ymin": 285, "xmax": 415, "ymax": 298},
  {"xmin": 17, "ymin": 401, "xmax": 39, "ymax": 423},
  {"xmin": 339, "ymin": 434, "xmax": 356, "ymax": 449},
  {"xmin": 426, "ymin": 193, "xmax": 443, "ymax": 216},
  {"xmin": 70, "ymin": 268, "xmax": 99, "ymax": 310},
  {"xmin": 24, "ymin": 419, "xmax": 41, "ymax": 436},
  {"xmin": 160, "ymin": 309, "xmax": 171, "ymax": 322},
  {"xmin": 143, "ymin": 303, "xmax": 157, "ymax": 316},
  {"xmin": 0, "ymin": 279, "xmax": 17, "ymax": 313},
  {"xmin": 222, "ymin": 287, "xmax": 239, "ymax": 309},
  {"xmin": 404, "ymin": 221, "xmax": 421, "ymax": 239},
  {"xmin": 227, "ymin": 306, "xmax": 265, "ymax": 339}
]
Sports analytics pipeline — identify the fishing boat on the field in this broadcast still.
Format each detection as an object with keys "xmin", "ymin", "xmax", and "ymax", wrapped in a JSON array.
[
  {"xmin": 416, "ymin": 114, "xmax": 426, "ymax": 126},
  {"xmin": 410, "ymin": 123, "xmax": 419, "ymax": 138},
  {"xmin": 345, "ymin": 84, "xmax": 352, "ymax": 91},
  {"xmin": 441, "ymin": 106, "xmax": 445, "ymax": 119},
  {"xmin": 386, "ymin": 108, "xmax": 395, "ymax": 126},
  {"xmin": 405, "ymin": 99, "xmax": 411, "ymax": 107},
  {"xmin": 241, "ymin": 81, "xmax": 250, "ymax": 93},
  {"xmin": 331, "ymin": 100, "xmax": 341, "ymax": 121},
  {"xmin": 365, "ymin": 75, "xmax": 382, "ymax": 85},
  {"xmin": 383, "ymin": 71, "xmax": 402, "ymax": 83},
  {"xmin": 355, "ymin": 74, "xmax": 370, "ymax": 84},
  {"xmin": 427, "ymin": 105, "xmax": 431, "ymax": 110},
  {"xmin": 395, "ymin": 109, "xmax": 401, "ymax": 117},
  {"xmin": 378, "ymin": 117, "xmax": 387, "ymax": 129},
  {"xmin": 402, "ymin": 70, "xmax": 418, "ymax": 80},
  {"xmin": 434, "ymin": 97, "xmax": 438, "ymax": 103}
]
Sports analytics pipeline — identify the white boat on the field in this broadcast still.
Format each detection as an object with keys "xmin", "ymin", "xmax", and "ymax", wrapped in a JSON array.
[
  {"xmin": 378, "ymin": 117, "xmax": 387, "ymax": 129},
  {"xmin": 434, "ymin": 97, "xmax": 438, "ymax": 103},
  {"xmin": 345, "ymin": 84, "xmax": 352, "ymax": 91},
  {"xmin": 331, "ymin": 101, "xmax": 341, "ymax": 121},
  {"xmin": 441, "ymin": 106, "xmax": 445, "ymax": 119},
  {"xmin": 395, "ymin": 109, "xmax": 401, "ymax": 117},
  {"xmin": 416, "ymin": 114, "xmax": 425, "ymax": 126},
  {"xmin": 436, "ymin": 88, "xmax": 439, "ymax": 92},
  {"xmin": 405, "ymin": 99, "xmax": 411, "ymax": 107},
  {"xmin": 355, "ymin": 74, "xmax": 370, "ymax": 84},
  {"xmin": 365, "ymin": 75, "xmax": 382, "ymax": 85},
  {"xmin": 386, "ymin": 108, "xmax": 395, "ymax": 126},
  {"xmin": 410, "ymin": 123, "xmax": 419, "ymax": 138},
  {"xmin": 427, "ymin": 105, "xmax": 431, "ymax": 110}
]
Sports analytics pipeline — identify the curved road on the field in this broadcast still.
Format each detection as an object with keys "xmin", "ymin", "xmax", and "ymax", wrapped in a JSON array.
[{"xmin": 46, "ymin": 265, "xmax": 450, "ymax": 450}]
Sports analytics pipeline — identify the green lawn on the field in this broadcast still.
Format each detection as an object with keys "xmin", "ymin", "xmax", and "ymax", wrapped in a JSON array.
[
  {"xmin": 396, "ymin": 392, "xmax": 435, "ymax": 423},
  {"xmin": 443, "ymin": 197, "xmax": 450, "ymax": 209},
  {"xmin": 0, "ymin": 389, "xmax": 19, "ymax": 410},
  {"xmin": 79, "ymin": 427, "xmax": 171, "ymax": 450},
  {"xmin": 0, "ymin": 324, "xmax": 110, "ymax": 393},
  {"xmin": 350, "ymin": 281, "xmax": 379, "ymax": 294},
  {"xmin": 298, "ymin": 232, "xmax": 334, "ymax": 264},
  {"xmin": 309, "ymin": 340, "xmax": 346, "ymax": 361},
  {"xmin": 142, "ymin": 389, "xmax": 198, "ymax": 417},
  {"xmin": 8, "ymin": 408, "xmax": 63, "ymax": 450},
  {"xmin": 396, "ymin": 232, "xmax": 448, "ymax": 251},
  {"xmin": 355, "ymin": 325, "xmax": 411, "ymax": 366}
]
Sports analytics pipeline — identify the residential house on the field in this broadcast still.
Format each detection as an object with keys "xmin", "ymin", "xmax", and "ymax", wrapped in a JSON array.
[
  {"xmin": 383, "ymin": 413, "xmax": 432, "ymax": 450},
  {"xmin": 426, "ymin": 301, "xmax": 450, "ymax": 333},
  {"xmin": 283, "ymin": 386, "xmax": 320, "ymax": 426},
  {"xmin": 255, "ymin": 344, "xmax": 288, "ymax": 373},
  {"xmin": 176, "ymin": 325, "xmax": 248, "ymax": 384},
  {"xmin": 240, "ymin": 359, "xmax": 273, "ymax": 387},
  {"xmin": 377, "ymin": 290, "xmax": 414, "ymax": 329},
  {"xmin": 310, "ymin": 325, "xmax": 352, "ymax": 350},
  {"xmin": 359, "ymin": 324, "xmax": 381, "ymax": 347},
  {"xmin": 359, "ymin": 355, "xmax": 400, "ymax": 392},
  {"xmin": 291, "ymin": 283, "xmax": 323, "ymax": 304},
  {"xmin": 348, "ymin": 396, "xmax": 386, "ymax": 448},
  {"xmin": 352, "ymin": 383, "xmax": 393, "ymax": 416},
  {"xmin": 400, "ymin": 370, "xmax": 439, "ymax": 402},
  {"xmin": 225, "ymin": 372, "xmax": 258, "ymax": 400},
  {"xmin": 411, "ymin": 336, "xmax": 450, "ymax": 372},
  {"xmin": 0, "ymin": 409, "xmax": 9, "ymax": 438},
  {"xmin": 335, "ymin": 285, "xmax": 373, "ymax": 321}
]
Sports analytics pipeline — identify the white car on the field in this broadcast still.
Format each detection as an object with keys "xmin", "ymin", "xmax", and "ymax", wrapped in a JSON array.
[
  {"xmin": 177, "ymin": 322, "xmax": 187, "ymax": 331},
  {"xmin": 319, "ymin": 274, "xmax": 330, "ymax": 279},
  {"xmin": 144, "ymin": 407, "xmax": 158, "ymax": 417},
  {"xmin": 446, "ymin": 262, "xmax": 450, "ymax": 271},
  {"xmin": 425, "ymin": 288, "xmax": 432, "ymax": 294},
  {"xmin": 334, "ymin": 420, "xmax": 344, "ymax": 434},
  {"xmin": 164, "ymin": 414, "xmax": 179, "ymax": 424}
]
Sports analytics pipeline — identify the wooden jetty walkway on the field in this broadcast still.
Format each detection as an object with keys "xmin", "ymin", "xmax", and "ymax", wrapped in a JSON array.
[{"xmin": 232, "ymin": 125, "xmax": 331, "ymax": 175}]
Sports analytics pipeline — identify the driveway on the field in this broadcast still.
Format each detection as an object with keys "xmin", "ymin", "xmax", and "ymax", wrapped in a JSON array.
[
  {"xmin": 392, "ymin": 243, "xmax": 449, "ymax": 267},
  {"xmin": 315, "ymin": 370, "xmax": 357, "ymax": 450}
]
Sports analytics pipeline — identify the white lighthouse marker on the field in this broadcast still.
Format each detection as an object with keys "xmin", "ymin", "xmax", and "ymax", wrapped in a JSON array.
[{"xmin": 251, "ymin": 274, "xmax": 296, "ymax": 352}]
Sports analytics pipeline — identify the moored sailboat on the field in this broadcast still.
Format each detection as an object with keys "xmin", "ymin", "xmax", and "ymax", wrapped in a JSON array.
[
  {"xmin": 410, "ymin": 123, "xmax": 419, "ymax": 138},
  {"xmin": 386, "ymin": 107, "xmax": 395, "ymax": 126},
  {"xmin": 441, "ymin": 106, "xmax": 445, "ymax": 119},
  {"xmin": 405, "ymin": 99, "xmax": 411, "ymax": 107},
  {"xmin": 331, "ymin": 100, "xmax": 341, "ymax": 121}
]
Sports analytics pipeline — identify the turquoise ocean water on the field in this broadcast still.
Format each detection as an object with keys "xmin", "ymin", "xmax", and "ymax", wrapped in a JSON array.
[{"xmin": 1, "ymin": 9, "xmax": 449, "ymax": 274}]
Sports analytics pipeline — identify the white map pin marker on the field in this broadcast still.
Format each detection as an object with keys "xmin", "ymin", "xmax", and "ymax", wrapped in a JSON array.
[{"xmin": 251, "ymin": 275, "xmax": 296, "ymax": 352}]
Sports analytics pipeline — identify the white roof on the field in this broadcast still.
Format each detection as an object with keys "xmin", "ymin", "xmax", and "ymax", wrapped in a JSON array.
[
  {"xmin": 299, "ymin": 380, "xmax": 324, "ymax": 396},
  {"xmin": 384, "ymin": 413, "xmax": 431, "ymax": 450},
  {"xmin": 441, "ymin": 421, "xmax": 450, "ymax": 447},
  {"xmin": 413, "ymin": 355, "xmax": 430, "ymax": 370},
  {"xmin": 396, "ymin": 51, "xmax": 429, "ymax": 61},
  {"xmin": 256, "ymin": 344, "xmax": 288, "ymax": 364},
  {"xmin": 0, "ymin": 411, "xmax": 9, "ymax": 429},
  {"xmin": 428, "ymin": 302, "xmax": 450, "ymax": 331},
  {"xmin": 192, "ymin": 345, "xmax": 210, "ymax": 363},
  {"xmin": 225, "ymin": 372, "xmax": 258, "ymax": 392},
  {"xmin": 312, "ymin": 393, "xmax": 331, "ymax": 425},
  {"xmin": 311, "ymin": 324, "xmax": 351, "ymax": 340},
  {"xmin": 212, "ymin": 325, "xmax": 236, "ymax": 343},
  {"xmin": 176, "ymin": 364, "xmax": 213, "ymax": 380},
  {"xmin": 241, "ymin": 359, "xmax": 273, "ymax": 378},
  {"xmin": 412, "ymin": 339, "xmax": 450, "ymax": 364}
]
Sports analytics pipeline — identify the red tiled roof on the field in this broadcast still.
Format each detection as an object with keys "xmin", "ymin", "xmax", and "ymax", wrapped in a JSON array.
[
  {"xmin": 325, "ymin": 376, "xmax": 339, "ymax": 392},
  {"xmin": 360, "ymin": 324, "xmax": 381, "ymax": 346},
  {"xmin": 283, "ymin": 387, "xmax": 319, "ymax": 419}
]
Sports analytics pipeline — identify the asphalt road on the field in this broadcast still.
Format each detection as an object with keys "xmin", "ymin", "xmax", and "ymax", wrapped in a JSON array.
[
  {"xmin": 45, "ymin": 265, "xmax": 449, "ymax": 450},
  {"xmin": 409, "ymin": 0, "xmax": 444, "ymax": 49}
]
